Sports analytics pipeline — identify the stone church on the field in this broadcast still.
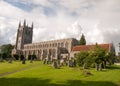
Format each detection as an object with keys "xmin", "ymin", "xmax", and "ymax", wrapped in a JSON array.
[
  {"xmin": 12, "ymin": 20, "xmax": 79, "ymax": 60},
  {"xmin": 12, "ymin": 20, "xmax": 115, "ymax": 61}
]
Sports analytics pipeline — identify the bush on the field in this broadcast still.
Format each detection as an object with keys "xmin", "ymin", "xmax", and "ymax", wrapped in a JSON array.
[
  {"xmin": 28, "ymin": 55, "xmax": 32, "ymax": 60},
  {"xmin": 90, "ymin": 63, "xmax": 95, "ymax": 68},
  {"xmin": 13, "ymin": 54, "xmax": 19, "ymax": 60},
  {"xmin": 20, "ymin": 55, "xmax": 25, "ymax": 61}
]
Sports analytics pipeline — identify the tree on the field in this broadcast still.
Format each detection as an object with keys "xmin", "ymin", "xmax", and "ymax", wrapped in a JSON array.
[
  {"xmin": 0, "ymin": 44, "xmax": 14, "ymax": 55},
  {"xmin": 76, "ymin": 43, "xmax": 115, "ymax": 70},
  {"xmin": 79, "ymin": 34, "xmax": 86, "ymax": 45},
  {"xmin": 2, "ymin": 53, "xmax": 8, "ymax": 60},
  {"xmin": 92, "ymin": 45, "xmax": 108, "ymax": 71},
  {"xmin": 84, "ymin": 52, "xmax": 95, "ymax": 68},
  {"xmin": 76, "ymin": 51, "xmax": 89, "ymax": 67},
  {"xmin": 105, "ymin": 52, "xmax": 115, "ymax": 66}
]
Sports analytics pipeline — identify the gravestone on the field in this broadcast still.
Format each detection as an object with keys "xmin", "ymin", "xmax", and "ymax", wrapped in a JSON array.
[
  {"xmin": 0, "ymin": 57, "xmax": 3, "ymax": 62},
  {"xmin": 73, "ymin": 59, "xmax": 76, "ymax": 67},
  {"xmin": 30, "ymin": 58, "xmax": 33, "ymax": 63},
  {"xmin": 99, "ymin": 63, "xmax": 102, "ymax": 71},
  {"xmin": 43, "ymin": 59, "xmax": 46, "ymax": 64},
  {"xmin": 22, "ymin": 58, "xmax": 26, "ymax": 64},
  {"xmin": 95, "ymin": 63, "xmax": 99, "ymax": 71},
  {"xmin": 68, "ymin": 60, "xmax": 73, "ymax": 67},
  {"xmin": 52, "ymin": 61, "xmax": 58, "ymax": 68},
  {"xmin": 8, "ymin": 58, "xmax": 12, "ymax": 63},
  {"xmin": 83, "ymin": 63, "xmax": 87, "ymax": 69}
]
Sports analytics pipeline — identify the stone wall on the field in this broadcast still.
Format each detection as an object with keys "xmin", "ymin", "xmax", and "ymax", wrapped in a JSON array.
[{"xmin": 22, "ymin": 38, "xmax": 78, "ymax": 60}]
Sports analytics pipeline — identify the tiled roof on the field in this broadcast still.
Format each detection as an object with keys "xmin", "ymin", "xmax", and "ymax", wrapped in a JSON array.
[{"xmin": 72, "ymin": 44, "xmax": 111, "ymax": 52}]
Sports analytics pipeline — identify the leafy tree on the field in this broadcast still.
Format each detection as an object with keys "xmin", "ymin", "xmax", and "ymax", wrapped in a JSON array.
[
  {"xmin": 76, "ymin": 51, "xmax": 89, "ymax": 67},
  {"xmin": 92, "ymin": 44, "xmax": 113, "ymax": 70},
  {"xmin": 0, "ymin": 44, "xmax": 14, "ymax": 55},
  {"xmin": 105, "ymin": 52, "xmax": 115, "ymax": 66},
  {"xmin": 84, "ymin": 52, "xmax": 95, "ymax": 68},
  {"xmin": 93, "ymin": 46, "xmax": 106, "ymax": 63},
  {"xmin": 76, "ymin": 43, "xmax": 115, "ymax": 70},
  {"xmin": 2, "ymin": 53, "xmax": 8, "ymax": 60},
  {"xmin": 76, "ymin": 51, "xmax": 96, "ymax": 69},
  {"xmin": 79, "ymin": 34, "xmax": 86, "ymax": 45}
]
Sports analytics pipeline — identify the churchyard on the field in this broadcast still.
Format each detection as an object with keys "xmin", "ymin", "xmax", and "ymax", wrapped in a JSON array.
[{"xmin": 0, "ymin": 61, "xmax": 120, "ymax": 86}]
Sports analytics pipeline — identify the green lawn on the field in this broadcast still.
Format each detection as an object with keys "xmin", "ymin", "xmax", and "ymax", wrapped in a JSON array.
[{"xmin": 0, "ymin": 61, "xmax": 120, "ymax": 86}]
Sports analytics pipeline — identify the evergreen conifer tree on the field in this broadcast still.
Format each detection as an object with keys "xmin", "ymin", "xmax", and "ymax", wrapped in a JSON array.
[{"xmin": 79, "ymin": 34, "xmax": 86, "ymax": 45}]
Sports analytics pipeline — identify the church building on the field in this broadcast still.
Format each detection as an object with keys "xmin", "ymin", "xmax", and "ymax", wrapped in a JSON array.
[{"xmin": 12, "ymin": 20, "xmax": 115, "ymax": 61}]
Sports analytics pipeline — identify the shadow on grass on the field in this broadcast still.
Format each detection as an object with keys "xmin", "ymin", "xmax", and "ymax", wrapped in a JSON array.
[
  {"xmin": 106, "ymin": 65, "xmax": 120, "ymax": 70},
  {"xmin": 0, "ymin": 78, "xmax": 118, "ymax": 86}
]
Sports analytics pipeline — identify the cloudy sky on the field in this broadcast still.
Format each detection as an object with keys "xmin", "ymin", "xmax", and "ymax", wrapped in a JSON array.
[{"xmin": 0, "ymin": 0, "xmax": 120, "ymax": 53}]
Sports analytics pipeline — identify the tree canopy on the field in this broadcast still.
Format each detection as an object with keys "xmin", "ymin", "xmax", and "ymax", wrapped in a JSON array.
[
  {"xmin": 76, "ymin": 44, "xmax": 115, "ymax": 70},
  {"xmin": 0, "ymin": 44, "xmax": 14, "ymax": 54},
  {"xmin": 79, "ymin": 34, "xmax": 86, "ymax": 45}
]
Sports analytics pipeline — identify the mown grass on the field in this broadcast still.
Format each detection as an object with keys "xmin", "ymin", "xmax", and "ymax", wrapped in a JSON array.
[
  {"xmin": 0, "ymin": 61, "xmax": 120, "ymax": 86},
  {"xmin": 0, "ymin": 61, "xmax": 41, "ymax": 74}
]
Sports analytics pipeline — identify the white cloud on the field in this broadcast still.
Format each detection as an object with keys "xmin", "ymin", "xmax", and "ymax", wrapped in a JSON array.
[{"xmin": 0, "ymin": 0, "xmax": 120, "ymax": 54}]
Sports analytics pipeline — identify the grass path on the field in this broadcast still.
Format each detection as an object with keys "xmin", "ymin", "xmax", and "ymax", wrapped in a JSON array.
[
  {"xmin": 0, "ymin": 64, "xmax": 41, "ymax": 77},
  {"xmin": 0, "ymin": 61, "xmax": 41, "ymax": 76}
]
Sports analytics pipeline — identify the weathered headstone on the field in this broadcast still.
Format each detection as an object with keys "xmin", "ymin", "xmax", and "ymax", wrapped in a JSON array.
[
  {"xmin": 43, "ymin": 59, "xmax": 46, "ymax": 64},
  {"xmin": 22, "ymin": 58, "xmax": 26, "ymax": 64},
  {"xmin": 57, "ymin": 60, "xmax": 60, "ymax": 66},
  {"xmin": 8, "ymin": 58, "xmax": 12, "ymax": 63},
  {"xmin": 99, "ymin": 63, "xmax": 102, "ymax": 71},
  {"xmin": 30, "ymin": 58, "xmax": 33, "ymax": 63},
  {"xmin": 83, "ymin": 63, "xmax": 87, "ymax": 69},
  {"xmin": 60, "ymin": 59, "xmax": 64, "ymax": 66},
  {"xmin": 0, "ymin": 57, "xmax": 3, "ymax": 62},
  {"xmin": 73, "ymin": 59, "xmax": 76, "ymax": 67},
  {"xmin": 68, "ymin": 60, "xmax": 73, "ymax": 67},
  {"xmin": 46, "ymin": 60, "xmax": 49, "ymax": 64},
  {"xmin": 52, "ymin": 61, "xmax": 58, "ymax": 68},
  {"xmin": 102, "ymin": 62, "xmax": 106, "ymax": 69},
  {"xmin": 95, "ymin": 63, "xmax": 99, "ymax": 71}
]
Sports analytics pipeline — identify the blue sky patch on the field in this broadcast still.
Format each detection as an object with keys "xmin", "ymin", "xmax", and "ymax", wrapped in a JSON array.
[{"xmin": 4, "ymin": 0, "xmax": 34, "ymax": 12}]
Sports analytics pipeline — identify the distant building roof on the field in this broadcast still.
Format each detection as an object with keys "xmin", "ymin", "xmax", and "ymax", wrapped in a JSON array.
[{"xmin": 72, "ymin": 44, "xmax": 111, "ymax": 52}]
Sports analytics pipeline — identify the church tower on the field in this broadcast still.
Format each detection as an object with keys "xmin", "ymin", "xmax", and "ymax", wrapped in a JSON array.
[{"xmin": 12, "ymin": 20, "xmax": 33, "ymax": 55}]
